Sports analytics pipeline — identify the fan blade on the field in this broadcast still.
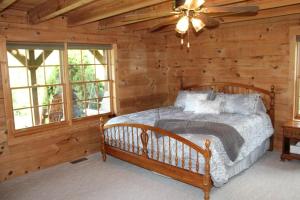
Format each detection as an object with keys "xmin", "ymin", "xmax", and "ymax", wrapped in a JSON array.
[
  {"xmin": 124, "ymin": 12, "xmax": 174, "ymax": 22},
  {"xmin": 202, "ymin": 5, "xmax": 259, "ymax": 15},
  {"xmin": 197, "ymin": 13, "xmax": 219, "ymax": 28},
  {"xmin": 149, "ymin": 16, "xmax": 179, "ymax": 32}
]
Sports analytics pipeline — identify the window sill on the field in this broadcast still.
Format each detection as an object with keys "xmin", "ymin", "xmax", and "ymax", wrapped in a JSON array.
[{"xmin": 7, "ymin": 113, "xmax": 116, "ymax": 146}]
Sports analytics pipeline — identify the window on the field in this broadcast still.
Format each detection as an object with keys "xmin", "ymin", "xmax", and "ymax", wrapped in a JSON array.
[
  {"xmin": 68, "ymin": 44, "xmax": 113, "ymax": 119},
  {"xmin": 295, "ymin": 37, "xmax": 300, "ymax": 119},
  {"xmin": 5, "ymin": 43, "xmax": 115, "ymax": 133},
  {"xmin": 7, "ymin": 44, "xmax": 65, "ymax": 130}
]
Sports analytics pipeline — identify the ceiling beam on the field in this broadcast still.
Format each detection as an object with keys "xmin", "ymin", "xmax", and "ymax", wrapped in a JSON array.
[
  {"xmin": 67, "ymin": 0, "xmax": 171, "ymax": 26},
  {"xmin": 97, "ymin": 0, "xmax": 250, "ymax": 30},
  {"xmin": 99, "ymin": 0, "xmax": 300, "ymax": 31},
  {"xmin": 130, "ymin": 0, "xmax": 300, "ymax": 32},
  {"xmin": 0, "ymin": 0, "xmax": 17, "ymax": 12},
  {"xmin": 98, "ymin": 1, "xmax": 173, "ymax": 30},
  {"xmin": 28, "ymin": 0, "xmax": 97, "ymax": 24}
]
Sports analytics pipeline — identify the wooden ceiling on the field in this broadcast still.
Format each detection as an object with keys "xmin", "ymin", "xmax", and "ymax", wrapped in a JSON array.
[{"xmin": 2, "ymin": 0, "xmax": 300, "ymax": 31}]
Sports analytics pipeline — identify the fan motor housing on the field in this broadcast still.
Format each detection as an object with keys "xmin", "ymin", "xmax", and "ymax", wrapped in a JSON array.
[{"xmin": 174, "ymin": 0, "xmax": 185, "ymax": 8}]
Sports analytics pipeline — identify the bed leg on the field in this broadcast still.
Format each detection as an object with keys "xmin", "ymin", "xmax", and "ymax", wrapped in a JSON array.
[
  {"xmin": 204, "ymin": 189, "xmax": 210, "ymax": 200},
  {"xmin": 100, "ymin": 117, "xmax": 107, "ymax": 162}
]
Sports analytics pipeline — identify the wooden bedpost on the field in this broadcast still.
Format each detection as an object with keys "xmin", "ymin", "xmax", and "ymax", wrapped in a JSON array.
[
  {"xmin": 203, "ymin": 140, "xmax": 212, "ymax": 200},
  {"xmin": 269, "ymin": 85, "xmax": 275, "ymax": 151},
  {"xmin": 99, "ymin": 117, "xmax": 107, "ymax": 161}
]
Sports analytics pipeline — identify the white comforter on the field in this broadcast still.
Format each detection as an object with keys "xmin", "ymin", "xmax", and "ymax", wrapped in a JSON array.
[{"xmin": 106, "ymin": 106, "xmax": 274, "ymax": 186}]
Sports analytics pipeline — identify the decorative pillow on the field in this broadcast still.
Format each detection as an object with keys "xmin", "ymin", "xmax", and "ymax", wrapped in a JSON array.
[
  {"xmin": 215, "ymin": 93, "xmax": 263, "ymax": 115},
  {"xmin": 184, "ymin": 99, "xmax": 222, "ymax": 114},
  {"xmin": 174, "ymin": 90, "xmax": 188, "ymax": 108},
  {"xmin": 174, "ymin": 90, "xmax": 212, "ymax": 108}
]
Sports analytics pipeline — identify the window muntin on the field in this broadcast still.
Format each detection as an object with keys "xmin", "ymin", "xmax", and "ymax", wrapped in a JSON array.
[
  {"xmin": 68, "ymin": 48, "xmax": 112, "ymax": 119},
  {"xmin": 7, "ymin": 46, "xmax": 65, "ymax": 130}
]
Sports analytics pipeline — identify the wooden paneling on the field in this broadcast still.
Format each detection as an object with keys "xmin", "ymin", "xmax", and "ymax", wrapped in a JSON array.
[
  {"xmin": 164, "ymin": 14, "xmax": 300, "ymax": 150},
  {"xmin": 28, "ymin": 0, "xmax": 97, "ymax": 24},
  {"xmin": 0, "ymin": 9, "xmax": 168, "ymax": 181}
]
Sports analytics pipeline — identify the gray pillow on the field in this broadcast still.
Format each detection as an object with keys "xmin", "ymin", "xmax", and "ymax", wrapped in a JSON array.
[{"xmin": 215, "ymin": 93, "xmax": 265, "ymax": 115}]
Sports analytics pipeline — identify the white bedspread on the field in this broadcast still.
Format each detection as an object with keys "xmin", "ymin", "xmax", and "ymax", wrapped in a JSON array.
[{"xmin": 106, "ymin": 106, "xmax": 274, "ymax": 186}]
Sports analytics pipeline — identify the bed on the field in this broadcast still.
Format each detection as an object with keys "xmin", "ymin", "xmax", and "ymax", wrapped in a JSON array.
[{"xmin": 99, "ymin": 82, "xmax": 275, "ymax": 200}]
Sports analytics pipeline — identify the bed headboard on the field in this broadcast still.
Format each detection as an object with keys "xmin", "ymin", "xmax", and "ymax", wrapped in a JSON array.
[{"xmin": 181, "ymin": 82, "xmax": 275, "ymax": 128}]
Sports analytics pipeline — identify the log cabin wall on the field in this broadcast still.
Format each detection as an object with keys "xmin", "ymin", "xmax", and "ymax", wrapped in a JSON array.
[
  {"xmin": 0, "ymin": 9, "xmax": 168, "ymax": 181},
  {"xmin": 165, "ymin": 14, "xmax": 300, "ymax": 150}
]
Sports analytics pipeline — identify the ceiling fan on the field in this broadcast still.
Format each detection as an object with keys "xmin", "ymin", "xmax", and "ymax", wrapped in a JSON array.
[{"xmin": 151, "ymin": 0, "xmax": 259, "ymax": 48}]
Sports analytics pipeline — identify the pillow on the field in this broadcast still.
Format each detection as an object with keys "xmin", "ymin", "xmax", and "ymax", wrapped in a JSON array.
[
  {"xmin": 174, "ymin": 90, "xmax": 212, "ymax": 108},
  {"xmin": 174, "ymin": 90, "xmax": 188, "ymax": 108},
  {"xmin": 184, "ymin": 99, "xmax": 222, "ymax": 114},
  {"xmin": 215, "ymin": 93, "xmax": 264, "ymax": 115}
]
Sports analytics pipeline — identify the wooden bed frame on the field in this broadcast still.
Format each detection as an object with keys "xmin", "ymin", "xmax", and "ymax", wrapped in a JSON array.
[{"xmin": 99, "ymin": 82, "xmax": 275, "ymax": 200}]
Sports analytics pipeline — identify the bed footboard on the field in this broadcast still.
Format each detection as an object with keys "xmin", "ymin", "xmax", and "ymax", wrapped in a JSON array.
[{"xmin": 99, "ymin": 118, "xmax": 212, "ymax": 200}]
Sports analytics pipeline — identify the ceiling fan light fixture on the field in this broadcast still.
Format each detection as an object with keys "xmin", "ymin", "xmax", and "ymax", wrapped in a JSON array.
[
  {"xmin": 176, "ymin": 15, "xmax": 189, "ymax": 34},
  {"xmin": 191, "ymin": 17, "xmax": 205, "ymax": 32},
  {"xmin": 184, "ymin": 0, "xmax": 205, "ymax": 10}
]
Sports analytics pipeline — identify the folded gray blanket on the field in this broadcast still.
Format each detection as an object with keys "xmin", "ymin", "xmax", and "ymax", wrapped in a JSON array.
[{"xmin": 154, "ymin": 119, "xmax": 245, "ymax": 162}]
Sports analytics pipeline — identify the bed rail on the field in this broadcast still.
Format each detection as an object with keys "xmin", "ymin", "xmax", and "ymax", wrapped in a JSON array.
[{"xmin": 99, "ymin": 118, "xmax": 212, "ymax": 200}]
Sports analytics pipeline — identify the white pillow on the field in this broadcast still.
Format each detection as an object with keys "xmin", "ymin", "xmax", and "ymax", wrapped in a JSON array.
[
  {"xmin": 174, "ymin": 91, "xmax": 209, "ymax": 109},
  {"xmin": 184, "ymin": 99, "xmax": 222, "ymax": 114}
]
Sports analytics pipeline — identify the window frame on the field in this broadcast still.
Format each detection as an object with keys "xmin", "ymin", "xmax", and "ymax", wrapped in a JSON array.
[
  {"xmin": 67, "ymin": 47, "xmax": 114, "ymax": 119},
  {"xmin": 290, "ymin": 27, "xmax": 300, "ymax": 120},
  {"xmin": 1, "ymin": 41, "xmax": 116, "ymax": 137}
]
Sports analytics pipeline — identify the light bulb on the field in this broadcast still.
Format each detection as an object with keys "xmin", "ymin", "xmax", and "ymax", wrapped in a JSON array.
[
  {"xmin": 191, "ymin": 17, "xmax": 205, "ymax": 32},
  {"xmin": 184, "ymin": 0, "xmax": 205, "ymax": 9},
  {"xmin": 176, "ymin": 16, "xmax": 189, "ymax": 34}
]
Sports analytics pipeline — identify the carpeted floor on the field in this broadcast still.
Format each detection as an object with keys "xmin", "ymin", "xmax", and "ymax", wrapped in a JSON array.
[{"xmin": 0, "ymin": 152, "xmax": 299, "ymax": 200}]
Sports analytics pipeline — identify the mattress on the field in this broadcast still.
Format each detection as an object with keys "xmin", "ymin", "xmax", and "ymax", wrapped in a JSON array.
[{"xmin": 106, "ymin": 106, "xmax": 274, "ymax": 186}]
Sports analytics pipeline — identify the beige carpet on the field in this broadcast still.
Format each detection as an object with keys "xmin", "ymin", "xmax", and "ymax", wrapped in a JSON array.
[{"xmin": 0, "ymin": 152, "xmax": 299, "ymax": 200}]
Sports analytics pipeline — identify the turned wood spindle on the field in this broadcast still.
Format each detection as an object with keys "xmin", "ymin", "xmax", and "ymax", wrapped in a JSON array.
[
  {"xmin": 188, "ymin": 147, "xmax": 192, "ymax": 171},
  {"xmin": 151, "ymin": 131, "xmax": 154, "ymax": 159},
  {"xmin": 136, "ymin": 128, "xmax": 140, "ymax": 154},
  {"xmin": 127, "ymin": 126, "xmax": 130, "ymax": 151},
  {"xmin": 168, "ymin": 137, "xmax": 171, "ymax": 164},
  {"xmin": 122, "ymin": 126, "xmax": 125, "ymax": 150},
  {"xmin": 131, "ymin": 126, "xmax": 134, "ymax": 152},
  {"xmin": 162, "ymin": 136, "xmax": 165, "ymax": 162},
  {"xmin": 175, "ymin": 141, "xmax": 178, "ymax": 167},
  {"xmin": 182, "ymin": 143, "xmax": 185, "ymax": 168}
]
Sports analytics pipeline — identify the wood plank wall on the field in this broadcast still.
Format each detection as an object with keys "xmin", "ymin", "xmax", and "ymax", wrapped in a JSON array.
[
  {"xmin": 0, "ymin": 9, "xmax": 168, "ymax": 181},
  {"xmin": 165, "ymin": 14, "xmax": 300, "ymax": 150}
]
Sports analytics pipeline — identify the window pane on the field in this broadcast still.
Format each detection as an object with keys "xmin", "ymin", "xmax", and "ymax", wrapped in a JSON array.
[
  {"xmin": 72, "ymin": 84, "xmax": 85, "ymax": 101},
  {"xmin": 84, "ymin": 65, "xmax": 95, "ymax": 81},
  {"xmin": 86, "ymin": 99, "xmax": 99, "ymax": 116},
  {"xmin": 86, "ymin": 83, "xmax": 98, "ymax": 99},
  {"xmin": 44, "ymin": 50, "xmax": 61, "ymax": 66},
  {"xmin": 7, "ymin": 49, "xmax": 26, "ymax": 66},
  {"xmin": 45, "ymin": 66, "xmax": 61, "ymax": 84},
  {"xmin": 9, "ymin": 67, "xmax": 28, "ymax": 88},
  {"xmin": 33, "ymin": 66, "xmax": 45, "ymax": 85},
  {"xmin": 69, "ymin": 65, "xmax": 83, "ymax": 82},
  {"xmin": 12, "ymin": 89, "xmax": 31, "ymax": 109},
  {"xmin": 94, "ymin": 50, "xmax": 107, "ymax": 65},
  {"xmin": 100, "ymin": 97, "xmax": 111, "ymax": 114},
  {"xmin": 100, "ymin": 81, "xmax": 110, "ymax": 97},
  {"xmin": 14, "ymin": 109, "xmax": 33, "ymax": 129},
  {"xmin": 82, "ymin": 50, "xmax": 94, "ymax": 64},
  {"xmin": 96, "ymin": 65, "xmax": 108, "ymax": 80},
  {"xmin": 68, "ymin": 50, "xmax": 81, "ymax": 64},
  {"xmin": 73, "ymin": 101, "xmax": 86, "ymax": 118},
  {"xmin": 7, "ymin": 45, "xmax": 65, "ymax": 131},
  {"xmin": 37, "ymin": 86, "xmax": 63, "ymax": 106}
]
